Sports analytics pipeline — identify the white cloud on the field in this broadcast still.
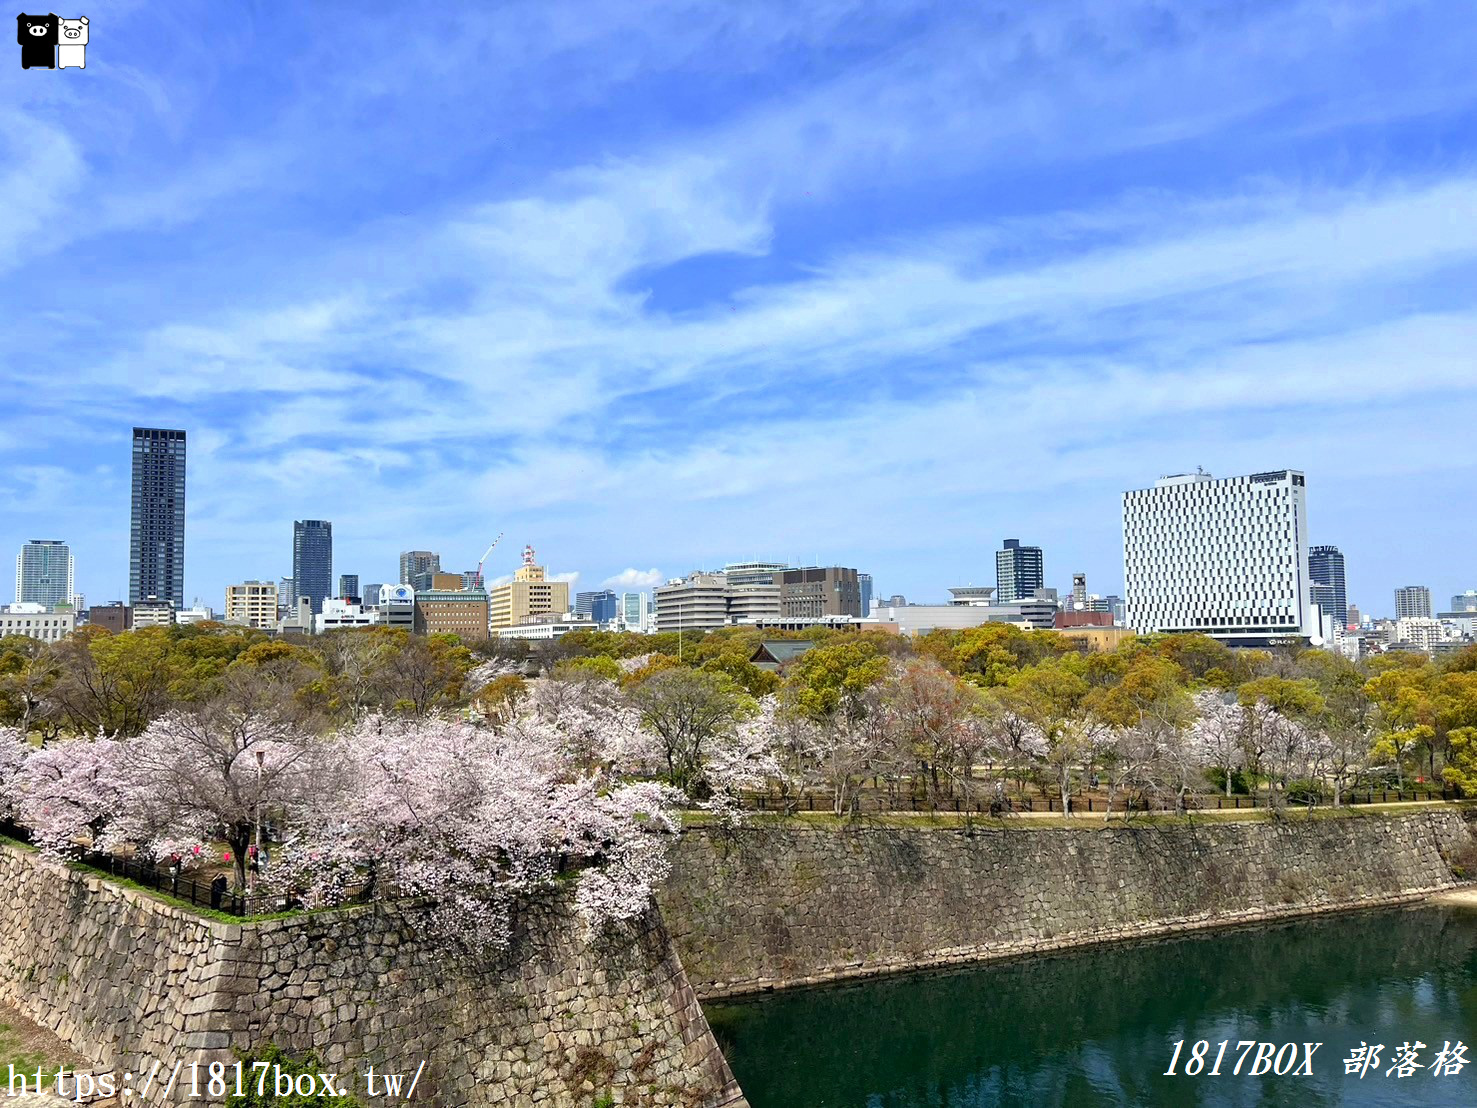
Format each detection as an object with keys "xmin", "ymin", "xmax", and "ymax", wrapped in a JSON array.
[{"xmin": 602, "ymin": 568, "xmax": 665, "ymax": 590}]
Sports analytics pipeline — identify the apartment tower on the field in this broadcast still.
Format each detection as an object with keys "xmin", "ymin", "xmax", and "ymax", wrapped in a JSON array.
[{"xmin": 129, "ymin": 427, "xmax": 186, "ymax": 607}]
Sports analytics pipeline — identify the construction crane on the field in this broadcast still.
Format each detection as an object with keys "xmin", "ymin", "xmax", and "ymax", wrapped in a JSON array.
[{"xmin": 473, "ymin": 533, "xmax": 505, "ymax": 589}]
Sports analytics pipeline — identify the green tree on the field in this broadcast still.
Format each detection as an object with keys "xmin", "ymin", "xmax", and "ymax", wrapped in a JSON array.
[
  {"xmin": 628, "ymin": 668, "xmax": 754, "ymax": 793},
  {"xmin": 784, "ymin": 640, "xmax": 888, "ymax": 720}
]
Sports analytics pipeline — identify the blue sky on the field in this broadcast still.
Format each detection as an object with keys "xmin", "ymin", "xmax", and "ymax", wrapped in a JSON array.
[{"xmin": 3, "ymin": 0, "xmax": 1476, "ymax": 616}]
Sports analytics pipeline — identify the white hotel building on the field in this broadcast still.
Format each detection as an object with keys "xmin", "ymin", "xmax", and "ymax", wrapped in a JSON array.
[{"xmin": 1122, "ymin": 469, "xmax": 1318, "ymax": 646}]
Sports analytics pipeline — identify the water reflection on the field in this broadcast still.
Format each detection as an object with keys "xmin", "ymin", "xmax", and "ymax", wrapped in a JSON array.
[{"xmin": 706, "ymin": 906, "xmax": 1477, "ymax": 1107}]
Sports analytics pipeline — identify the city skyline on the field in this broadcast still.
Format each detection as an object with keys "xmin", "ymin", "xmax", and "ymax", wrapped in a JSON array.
[
  {"xmin": 3, "ymin": 4, "xmax": 1475, "ymax": 611},
  {"xmin": 4, "ymin": 447, "xmax": 1472, "ymax": 622}
]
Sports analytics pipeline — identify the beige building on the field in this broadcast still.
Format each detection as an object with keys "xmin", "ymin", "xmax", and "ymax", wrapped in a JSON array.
[
  {"xmin": 415, "ymin": 589, "xmax": 491, "ymax": 641},
  {"xmin": 225, "ymin": 580, "xmax": 279, "ymax": 629},
  {"xmin": 489, "ymin": 547, "xmax": 570, "ymax": 629},
  {"xmin": 0, "ymin": 608, "xmax": 74, "ymax": 643},
  {"xmin": 654, "ymin": 572, "xmax": 730, "ymax": 632}
]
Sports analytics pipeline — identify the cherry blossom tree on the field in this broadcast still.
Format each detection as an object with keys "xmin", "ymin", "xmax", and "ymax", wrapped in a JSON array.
[
  {"xmin": 0, "ymin": 726, "xmax": 28, "ymax": 820},
  {"xmin": 106, "ymin": 665, "xmax": 324, "ymax": 889},
  {"xmin": 883, "ymin": 659, "xmax": 991, "ymax": 809},
  {"xmin": 1189, "ymin": 691, "xmax": 1247, "ymax": 797},
  {"xmin": 274, "ymin": 714, "xmax": 681, "ymax": 951},
  {"xmin": 14, "ymin": 736, "xmax": 126, "ymax": 856}
]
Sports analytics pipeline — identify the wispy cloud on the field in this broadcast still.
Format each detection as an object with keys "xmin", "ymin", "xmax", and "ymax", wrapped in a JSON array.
[{"xmin": 1, "ymin": 0, "xmax": 1475, "ymax": 611}]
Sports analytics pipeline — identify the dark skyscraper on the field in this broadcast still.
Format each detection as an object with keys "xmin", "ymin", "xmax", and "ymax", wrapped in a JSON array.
[
  {"xmin": 129, "ymin": 427, "xmax": 186, "ymax": 606},
  {"xmin": 995, "ymin": 538, "xmax": 1044, "ymax": 603},
  {"xmin": 338, "ymin": 574, "xmax": 359, "ymax": 600},
  {"xmin": 1309, "ymin": 545, "xmax": 1347, "ymax": 631},
  {"xmin": 293, "ymin": 520, "xmax": 333, "ymax": 614}
]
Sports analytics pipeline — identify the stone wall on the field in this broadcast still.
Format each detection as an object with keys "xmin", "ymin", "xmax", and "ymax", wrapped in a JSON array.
[
  {"xmin": 0, "ymin": 844, "xmax": 747, "ymax": 1107},
  {"xmin": 658, "ymin": 809, "xmax": 1477, "ymax": 997}
]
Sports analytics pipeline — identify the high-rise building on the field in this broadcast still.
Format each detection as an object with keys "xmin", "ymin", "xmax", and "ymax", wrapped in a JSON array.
[
  {"xmin": 654, "ymin": 573, "xmax": 729, "ymax": 633},
  {"xmin": 1449, "ymin": 591, "xmax": 1477, "ymax": 613},
  {"xmin": 1347, "ymin": 604, "xmax": 1363, "ymax": 628},
  {"xmin": 1308, "ymin": 546, "xmax": 1347, "ymax": 631},
  {"xmin": 361, "ymin": 583, "xmax": 384, "ymax": 610},
  {"xmin": 996, "ymin": 539, "xmax": 1044, "ymax": 603},
  {"xmin": 620, "ymin": 591, "xmax": 652, "ymax": 631},
  {"xmin": 224, "ymin": 581, "xmax": 279, "ymax": 629},
  {"xmin": 399, "ymin": 551, "xmax": 440, "ymax": 586},
  {"xmin": 1394, "ymin": 586, "xmax": 1432, "ymax": 620},
  {"xmin": 338, "ymin": 574, "xmax": 359, "ymax": 600},
  {"xmin": 292, "ymin": 520, "xmax": 333, "ymax": 614},
  {"xmin": 488, "ymin": 546, "xmax": 570, "ymax": 629},
  {"xmin": 575, "ymin": 589, "xmax": 618, "ymax": 622},
  {"xmin": 778, "ymin": 566, "xmax": 862, "ymax": 620},
  {"xmin": 279, "ymin": 576, "xmax": 296, "ymax": 609},
  {"xmin": 858, "ymin": 572, "xmax": 873, "ymax": 617},
  {"xmin": 15, "ymin": 540, "xmax": 74, "ymax": 610},
  {"xmin": 129, "ymin": 427, "xmax": 186, "ymax": 606},
  {"xmin": 1122, "ymin": 469, "xmax": 1315, "ymax": 644}
]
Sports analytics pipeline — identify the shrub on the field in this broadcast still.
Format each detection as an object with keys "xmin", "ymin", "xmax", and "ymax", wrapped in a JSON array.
[
  {"xmin": 1285, "ymin": 778, "xmax": 1330, "ymax": 805},
  {"xmin": 1203, "ymin": 767, "xmax": 1251, "ymax": 795},
  {"xmin": 224, "ymin": 1045, "xmax": 364, "ymax": 1107}
]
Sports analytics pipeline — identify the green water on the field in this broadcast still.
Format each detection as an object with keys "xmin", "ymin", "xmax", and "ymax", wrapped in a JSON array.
[{"xmin": 706, "ymin": 905, "xmax": 1477, "ymax": 1107}]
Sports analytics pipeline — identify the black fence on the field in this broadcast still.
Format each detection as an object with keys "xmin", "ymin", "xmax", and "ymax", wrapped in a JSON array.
[
  {"xmin": 739, "ymin": 787, "xmax": 1457, "ymax": 816},
  {"xmin": 0, "ymin": 820, "xmax": 277, "ymax": 917}
]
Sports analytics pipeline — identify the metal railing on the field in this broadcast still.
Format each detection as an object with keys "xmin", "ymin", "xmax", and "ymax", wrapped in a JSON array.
[
  {"xmin": 0, "ymin": 820, "xmax": 279, "ymax": 917},
  {"xmin": 736, "ymin": 787, "xmax": 1456, "ymax": 815}
]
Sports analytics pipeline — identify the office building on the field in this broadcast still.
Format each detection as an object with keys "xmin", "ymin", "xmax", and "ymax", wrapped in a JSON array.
[
  {"xmin": 15, "ymin": 540, "xmax": 73, "ymax": 610},
  {"xmin": 723, "ymin": 561, "xmax": 790, "ymax": 585},
  {"xmin": 87, "ymin": 603, "xmax": 131, "ymax": 634},
  {"xmin": 1122, "ymin": 468, "xmax": 1315, "ymax": 645},
  {"xmin": 496, "ymin": 615, "xmax": 597, "ymax": 641},
  {"xmin": 276, "ymin": 598, "xmax": 315, "ymax": 635},
  {"xmin": 1308, "ymin": 546, "xmax": 1347, "ymax": 631},
  {"xmin": 129, "ymin": 427, "xmax": 186, "ymax": 607},
  {"xmin": 1395, "ymin": 586, "xmax": 1433, "ymax": 621},
  {"xmin": 779, "ymin": 566, "xmax": 862, "ymax": 620},
  {"xmin": 292, "ymin": 520, "xmax": 333, "ymax": 614},
  {"xmin": 996, "ymin": 539, "xmax": 1044, "ymax": 603},
  {"xmin": 376, "ymin": 584, "xmax": 416, "ymax": 629},
  {"xmin": 726, "ymin": 579, "xmax": 782, "ymax": 624},
  {"xmin": 279, "ymin": 576, "xmax": 296, "ymax": 610},
  {"xmin": 414, "ymin": 588, "xmax": 490, "ymax": 641},
  {"xmin": 654, "ymin": 573, "xmax": 730, "ymax": 632},
  {"xmin": 132, "ymin": 598, "xmax": 176, "ymax": 627},
  {"xmin": 399, "ymin": 551, "xmax": 440, "ymax": 586},
  {"xmin": 224, "ymin": 581, "xmax": 279, "ymax": 629},
  {"xmin": 574, "ymin": 589, "xmax": 619, "ymax": 623},
  {"xmin": 620, "ymin": 591, "xmax": 652, "ymax": 632},
  {"xmin": 338, "ymin": 574, "xmax": 359, "ymax": 600},
  {"xmin": 488, "ymin": 546, "xmax": 570, "ymax": 629},
  {"xmin": 1348, "ymin": 604, "xmax": 1363, "ymax": 628},
  {"xmin": 317, "ymin": 598, "xmax": 379, "ymax": 633},
  {"xmin": 361, "ymin": 583, "xmax": 384, "ymax": 609},
  {"xmin": 0, "ymin": 608, "xmax": 74, "ymax": 643},
  {"xmin": 175, "ymin": 607, "xmax": 213, "ymax": 625},
  {"xmin": 858, "ymin": 572, "xmax": 873, "ymax": 617},
  {"xmin": 1451, "ymin": 591, "xmax": 1477, "ymax": 614}
]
